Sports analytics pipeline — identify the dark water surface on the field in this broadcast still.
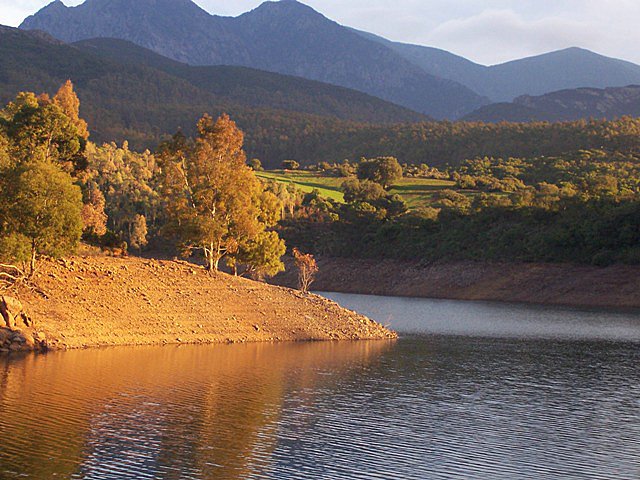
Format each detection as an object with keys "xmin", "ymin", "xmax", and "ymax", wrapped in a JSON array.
[{"xmin": 2, "ymin": 295, "xmax": 640, "ymax": 479}]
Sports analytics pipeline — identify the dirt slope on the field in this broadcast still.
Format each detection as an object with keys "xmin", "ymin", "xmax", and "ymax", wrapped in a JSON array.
[
  {"xmin": 272, "ymin": 258, "xmax": 640, "ymax": 309},
  {"xmin": 1, "ymin": 254, "xmax": 395, "ymax": 352}
]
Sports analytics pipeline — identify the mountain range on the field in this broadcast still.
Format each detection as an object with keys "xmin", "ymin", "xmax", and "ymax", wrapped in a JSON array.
[
  {"xmin": 362, "ymin": 31, "xmax": 640, "ymax": 102},
  {"xmin": 20, "ymin": 0, "xmax": 486, "ymax": 119},
  {"xmin": 3, "ymin": 25, "xmax": 639, "ymax": 169},
  {"xmin": 0, "ymin": 25, "xmax": 429, "ymax": 152},
  {"xmin": 20, "ymin": 0, "xmax": 640, "ymax": 120}
]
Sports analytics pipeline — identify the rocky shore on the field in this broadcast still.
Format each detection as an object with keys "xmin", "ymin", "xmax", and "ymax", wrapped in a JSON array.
[{"xmin": 0, "ymin": 255, "xmax": 396, "ymax": 353}]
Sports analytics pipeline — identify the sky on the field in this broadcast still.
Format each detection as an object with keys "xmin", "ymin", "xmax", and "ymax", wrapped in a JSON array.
[{"xmin": 5, "ymin": 0, "xmax": 640, "ymax": 66}]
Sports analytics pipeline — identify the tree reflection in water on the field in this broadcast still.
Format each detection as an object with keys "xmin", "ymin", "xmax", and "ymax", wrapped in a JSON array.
[{"xmin": 0, "ymin": 341, "xmax": 393, "ymax": 479}]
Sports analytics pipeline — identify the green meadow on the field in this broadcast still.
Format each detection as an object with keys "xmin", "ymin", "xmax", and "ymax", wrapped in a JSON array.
[{"xmin": 257, "ymin": 170, "xmax": 457, "ymax": 208}]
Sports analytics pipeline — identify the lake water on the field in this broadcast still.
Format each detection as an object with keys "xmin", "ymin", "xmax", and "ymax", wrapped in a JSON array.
[{"xmin": 2, "ymin": 294, "xmax": 640, "ymax": 479}]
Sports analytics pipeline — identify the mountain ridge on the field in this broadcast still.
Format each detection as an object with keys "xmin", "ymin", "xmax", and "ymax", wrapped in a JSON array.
[
  {"xmin": 463, "ymin": 85, "xmax": 640, "ymax": 122},
  {"xmin": 20, "ymin": 0, "xmax": 488, "ymax": 119},
  {"xmin": 0, "ymin": 26, "xmax": 428, "ymax": 159},
  {"xmin": 359, "ymin": 30, "xmax": 640, "ymax": 102},
  {"xmin": 18, "ymin": 0, "xmax": 640, "ymax": 119}
]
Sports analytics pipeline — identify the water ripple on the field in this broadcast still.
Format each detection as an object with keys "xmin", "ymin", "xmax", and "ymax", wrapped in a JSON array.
[{"xmin": 1, "ymin": 304, "xmax": 640, "ymax": 479}]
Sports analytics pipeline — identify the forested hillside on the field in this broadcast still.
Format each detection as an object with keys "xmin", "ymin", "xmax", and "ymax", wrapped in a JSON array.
[
  {"xmin": 4, "ymin": 26, "xmax": 640, "ymax": 169},
  {"xmin": 0, "ymin": 26, "xmax": 425, "ymax": 151}
]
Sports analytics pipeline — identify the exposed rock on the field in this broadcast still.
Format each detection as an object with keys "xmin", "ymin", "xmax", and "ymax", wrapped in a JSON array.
[{"xmin": 1, "ymin": 296, "xmax": 24, "ymax": 329}]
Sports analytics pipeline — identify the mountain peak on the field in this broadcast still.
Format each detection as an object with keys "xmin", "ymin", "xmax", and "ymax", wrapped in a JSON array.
[
  {"xmin": 45, "ymin": 0, "xmax": 67, "ymax": 9},
  {"xmin": 245, "ymin": 0, "xmax": 325, "ymax": 19},
  {"xmin": 29, "ymin": 0, "xmax": 68, "ymax": 16}
]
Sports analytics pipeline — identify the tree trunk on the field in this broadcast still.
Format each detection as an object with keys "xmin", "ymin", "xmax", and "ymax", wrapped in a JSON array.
[{"xmin": 29, "ymin": 242, "xmax": 37, "ymax": 278}]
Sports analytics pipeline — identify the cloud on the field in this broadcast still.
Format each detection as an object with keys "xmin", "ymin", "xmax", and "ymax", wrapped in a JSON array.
[{"xmin": 426, "ymin": 9, "xmax": 596, "ymax": 65}]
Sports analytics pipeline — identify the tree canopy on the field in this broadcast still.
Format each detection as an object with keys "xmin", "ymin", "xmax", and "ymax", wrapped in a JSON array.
[
  {"xmin": 357, "ymin": 157, "xmax": 403, "ymax": 189},
  {"xmin": 160, "ymin": 114, "xmax": 285, "ymax": 276},
  {"xmin": 0, "ymin": 87, "xmax": 87, "ymax": 276}
]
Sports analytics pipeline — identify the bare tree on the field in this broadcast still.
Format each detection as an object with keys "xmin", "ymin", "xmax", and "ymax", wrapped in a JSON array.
[{"xmin": 293, "ymin": 248, "xmax": 318, "ymax": 294}]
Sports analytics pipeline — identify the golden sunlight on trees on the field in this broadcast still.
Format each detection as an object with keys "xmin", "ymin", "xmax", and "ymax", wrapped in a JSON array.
[
  {"xmin": 81, "ymin": 184, "xmax": 108, "ymax": 238},
  {"xmin": 1, "ymin": 92, "xmax": 86, "ymax": 172},
  {"xmin": 357, "ymin": 157, "xmax": 403, "ymax": 190},
  {"xmin": 1, "ymin": 161, "xmax": 82, "ymax": 276},
  {"xmin": 130, "ymin": 214, "xmax": 149, "ymax": 252},
  {"xmin": 54, "ymin": 80, "xmax": 89, "ymax": 141},
  {"xmin": 0, "ymin": 89, "xmax": 86, "ymax": 278},
  {"xmin": 160, "ymin": 114, "xmax": 285, "ymax": 276}
]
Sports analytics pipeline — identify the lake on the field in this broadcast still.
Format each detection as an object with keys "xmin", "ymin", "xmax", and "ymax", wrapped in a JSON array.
[{"xmin": 2, "ymin": 294, "xmax": 640, "ymax": 479}]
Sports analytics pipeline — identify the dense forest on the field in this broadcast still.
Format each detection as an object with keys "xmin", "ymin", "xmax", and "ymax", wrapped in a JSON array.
[
  {"xmin": 246, "ymin": 117, "xmax": 640, "ymax": 168},
  {"xmin": 0, "ymin": 83, "xmax": 286, "ymax": 282},
  {"xmin": 2, "ymin": 81, "xmax": 640, "ymax": 273},
  {"xmin": 278, "ymin": 150, "xmax": 640, "ymax": 266}
]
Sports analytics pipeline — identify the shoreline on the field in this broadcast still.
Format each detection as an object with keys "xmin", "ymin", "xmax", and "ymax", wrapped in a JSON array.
[
  {"xmin": 270, "ymin": 258, "xmax": 640, "ymax": 310},
  {"xmin": 0, "ymin": 255, "xmax": 396, "ymax": 354}
]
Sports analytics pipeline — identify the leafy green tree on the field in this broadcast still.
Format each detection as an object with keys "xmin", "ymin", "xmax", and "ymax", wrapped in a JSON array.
[
  {"xmin": 1, "ymin": 161, "xmax": 83, "ymax": 275},
  {"xmin": 248, "ymin": 158, "xmax": 263, "ymax": 171},
  {"xmin": 282, "ymin": 160, "xmax": 300, "ymax": 170},
  {"xmin": 1, "ymin": 92, "xmax": 86, "ymax": 173},
  {"xmin": 231, "ymin": 231, "xmax": 286, "ymax": 279},
  {"xmin": 342, "ymin": 178, "xmax": 386, "ymax": 204},
  {"xmin": 357, "ymin": 157, "xmax": 403, "ymax": 189}
]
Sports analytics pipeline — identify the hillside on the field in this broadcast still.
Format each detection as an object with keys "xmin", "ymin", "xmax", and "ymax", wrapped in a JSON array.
[
  {"xmin": 2, "ymin": 253, "xmax": 396, "ymax": 352},
  {"xmin": 73, "ymin": 37, "xmax": 426, "ymax": 123},
  {"xmin": 465, "ymin": 85, "xmax": 640, "ymax": 122},
  {"xmin": 484, "ymin": 48, "xmax": 640, "ymax": 102},
  {"xmin": 271, "ymin": 258, "xmax": 640, "ymax": 310},
  {"xmin": 462, "ymin": 103, "xmax": 549, "ymax": 123},
  {"xmin": 0, "ymin": 26, "xmax": 430, "ymax": 155},
  {"xmin": 20, "ymin": 0, "xmax": 487, "ymax": 119}
]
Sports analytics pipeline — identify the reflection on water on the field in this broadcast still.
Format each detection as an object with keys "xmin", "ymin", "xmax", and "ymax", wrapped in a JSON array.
[
  {"xmin": 323, "ymin": 292, "xmax": 640, "ymax": 341},
  {"xmin": 0, "ymin": 342, "xmax": 391, "ymax": 479},
  {"xmin": 2, "ymin": 295, "xmax": 640, "ymax": 479}
]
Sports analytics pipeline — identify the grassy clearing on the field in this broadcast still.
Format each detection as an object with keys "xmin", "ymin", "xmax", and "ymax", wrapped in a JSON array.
[
  {"xmin": 257, "ymin": 170, "xmax": 458, "ymax": 208},
  {"xmin": 257, "ymin": 170, "xmax": 346, "ymax": 202}
]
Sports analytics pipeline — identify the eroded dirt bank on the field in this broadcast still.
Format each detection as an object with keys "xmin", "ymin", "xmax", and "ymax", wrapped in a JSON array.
[
  {"xmin": 0, "ymin": 255, "xmax": 396, "ymax": 353},
  {"xmin": 271, "ymin": 258, "xmax": 640, "ymax": 309}
]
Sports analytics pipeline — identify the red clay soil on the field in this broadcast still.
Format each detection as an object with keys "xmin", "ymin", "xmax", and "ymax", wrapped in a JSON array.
[
  {"xmin": 272, "ymin": 258, "xmax": 640, "ymax": 309},
  {"xmin": 0, "ymin": 254, "xmax": 396, "ymax": 353}
]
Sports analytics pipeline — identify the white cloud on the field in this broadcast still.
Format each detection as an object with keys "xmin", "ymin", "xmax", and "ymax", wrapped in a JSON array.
[
  {"xmin": 425, "ymin": 9, "xmax": 596, "ymax": 65},
  {"xmin": 5, "ymin": 0, "xmax": 640, "ymax": 65}
]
